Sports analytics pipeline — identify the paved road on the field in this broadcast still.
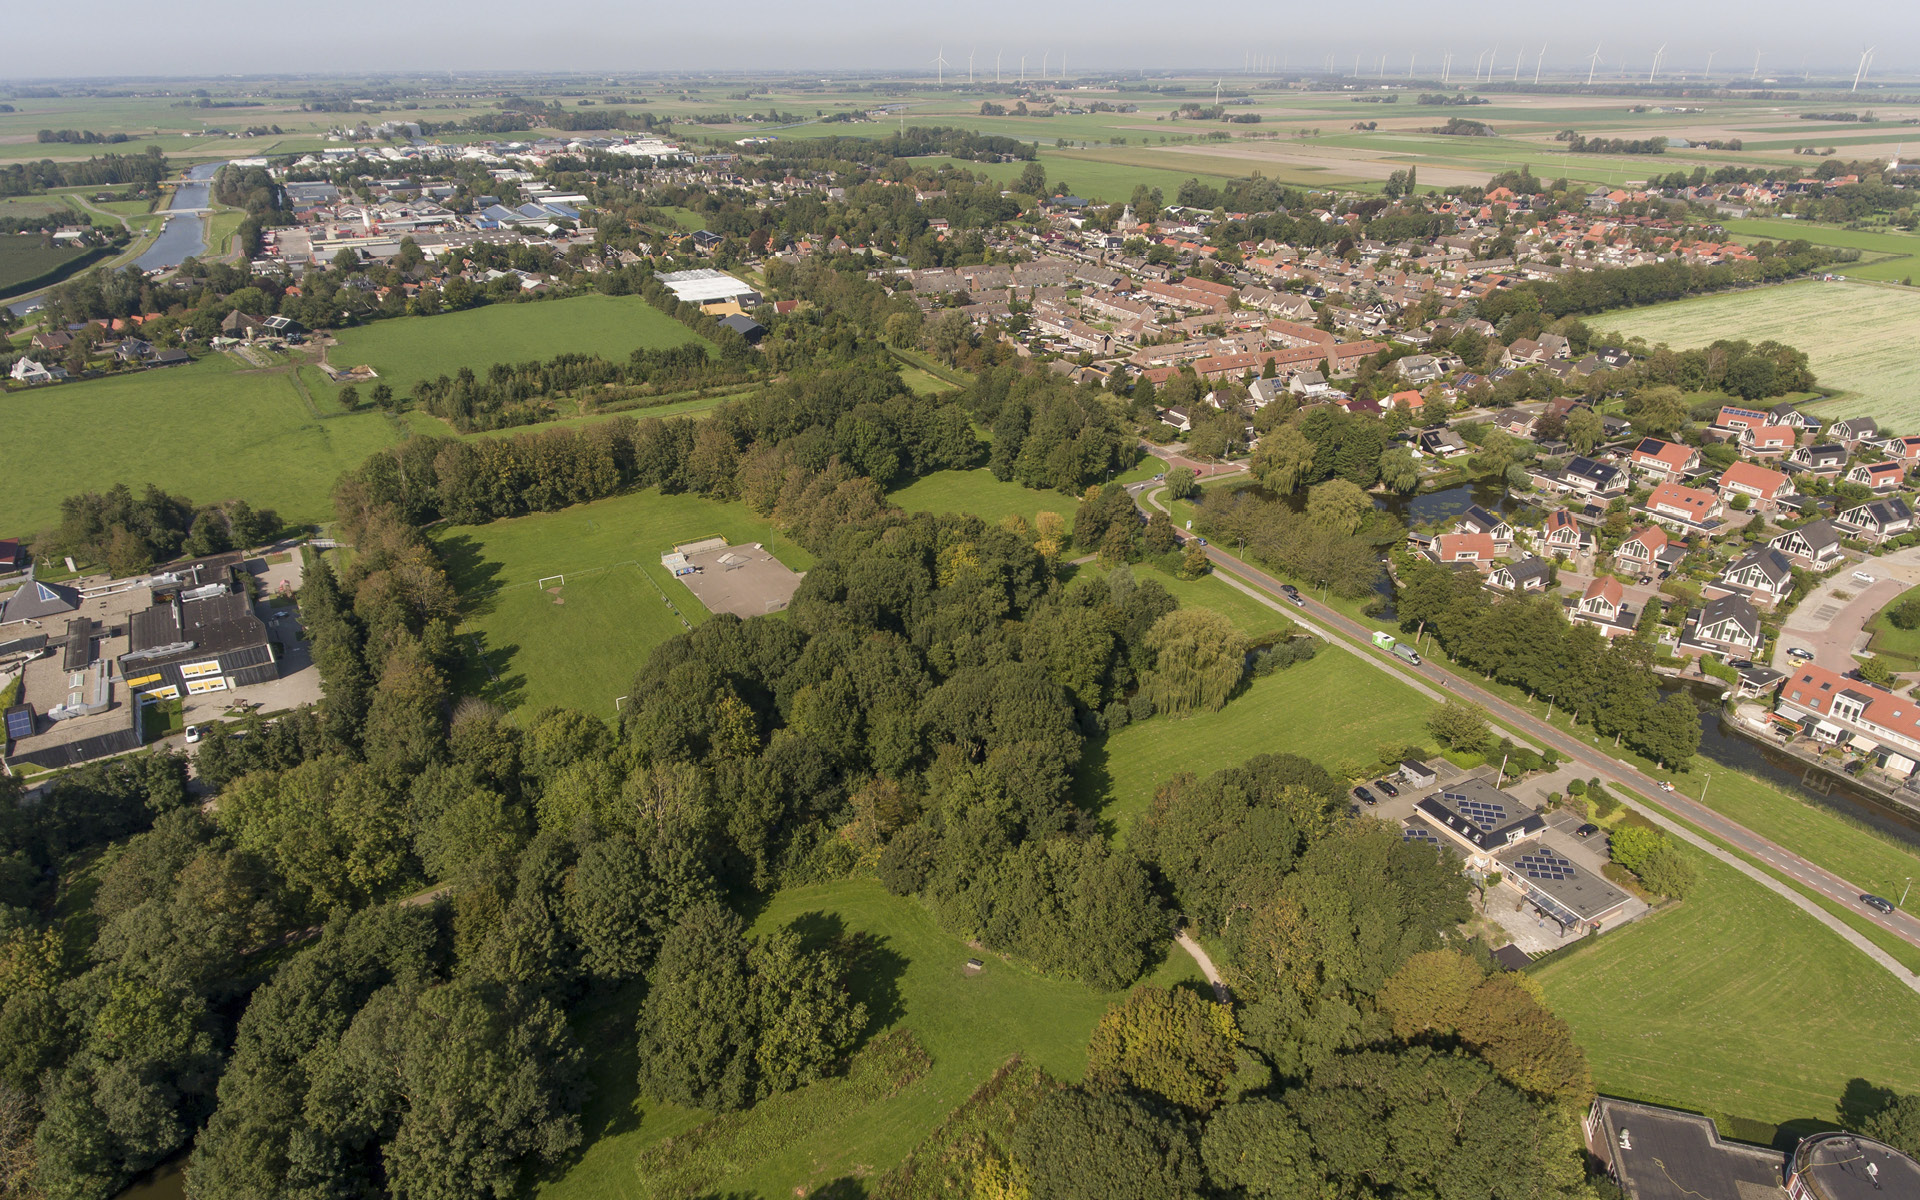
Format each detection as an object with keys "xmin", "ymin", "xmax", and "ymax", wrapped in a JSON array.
[
  {"xmin": 1138, "ymin": 490, "xmax": 1920, "ymax": 987},
  {"xmin": 1773, "ymin": 546, "xmax": 1920, "ymax": 675}
]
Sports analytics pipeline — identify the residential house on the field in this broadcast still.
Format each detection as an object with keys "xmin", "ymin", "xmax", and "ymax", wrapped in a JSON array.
[
  {"xmin": 1494, "ymin": 408, "xmax": 1537, "ymax": 438},
  {"xmin": 0, "ymin": 540, "xmax": 24, "ymax": 575},
  {"xmin": 1847, "ymin": 461, "xmax": 1906, "ymax": 493},
  {"xmin": 1561, "ymin": 456, "xmax": 1626, "ymax": 497},
  {"xmin": 1739, "ymin": 425, "xmax": 1798, "ymax": 457},
  {"xmin": 1776, "ymin": 662, "xmax": 1920, "ymax": 770},
  {"xmin": 1770, "ymin": 519, "xmax": 1844, "ymax": 570},
  {"xmin": 1502, "ymin": 337, "xmax": 1544, "ymax": 367},
  {"xmin": 220, "ymin": 311, "xmax": 266, "ymax": 338},
  {"xmin": 1884, "ymin": 436, "xmax": 1920, "ymax": 466},
  {"xmin": 1835, "ymin": 498, "xmax": 1915, "ymax": 543},
  {"xmin": 7, "ymin": 358, "xmax": 68, "ymax": 385},
  {"xmin": 1394, "ymin": 354, "xmax": 1443, "ymax": 384},
  {"xmin": 113, "ymin": 338, "xmax": 153, "ymax": 364},
  {"xmin": 1681, "ymin": 594, "xmax": 1765, "ymax": 658},
  {"xmin": 1417, "ymin": 428, "xmax": 1471, "ymax": 458},
  {"xmin": 1541, "ymin": 508, "xmax": 1593, "ymax": 555},
  {"xmin": 1770, "ymin": 402, "xmax": 1819, "ymax": 433},
  {"xmin": 1718, "ymin": 461, "xmax": 1795, "ymax": 509},
  {"xmin": 1614, "ymin": 525, "xmax": 1687, "ymax": 575},
  {"xmin": 1428, "ymin": 532, "xmax": 1499, "ymax": 569},
  {"xmin": 1629, "ymin": 437, "xmax": 1701, "ymax": 481},
  {"xmin": 1706, "ymin": 547, "xmax": 1795, "ymax": 607},
  {"xmin": 1713, "ymin": 404, "xmax": 1772, "ymax": 434},
  {"xmin": 1640, "ymin": 481, "xmax": 1726, "ymax": 533},
  {"xmin": 1457, "ymin": 505, "xmax": 1513, "ymax": 544},
  {"xmin": 1787, "ymin": 443, "xmax": 1848, "ymax": 476},
  {"xmin": 1537, "ymin": 332, "xmax": 1571, "ymax": 360},
  {"xmin": 29, "ymin": 329, "xmax": 72, "ymax": 354},
  {"xmin": 1159, "ymin": 407, "xmax": 1192, "ymax": 432},
  {"xmin": 1384, "ymin": 389, "xmax": 1426, "ymax": 414},
  {"xmin": 1827, "ymin": 416, "xmax": 1880, "ymax": 448},
  {"xmin": 1289, "ymin": 370, "xmax": 1335, "ymax": 399},
  {"xmin": 1570, "ymin": 575, "xmax": 1637, "ymax": 637},
  {"xmin": 1489, "ymin": 556, "xmax": 1552, "ymax": 593}
]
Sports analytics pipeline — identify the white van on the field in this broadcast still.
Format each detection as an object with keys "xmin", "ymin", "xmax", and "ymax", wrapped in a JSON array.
[{"xmin": 1853, "ymin": 571, "xmax": 1877, "ymax": 585}]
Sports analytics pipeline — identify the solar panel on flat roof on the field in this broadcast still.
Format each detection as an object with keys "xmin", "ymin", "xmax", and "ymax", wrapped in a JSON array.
[
  {"xmin": 1403, "ymin": 827, "xmax": 1440, "ymax": 846},
  {"xmin": 4, "ymin": 706, "xmax": 32, "ymax": 740}
]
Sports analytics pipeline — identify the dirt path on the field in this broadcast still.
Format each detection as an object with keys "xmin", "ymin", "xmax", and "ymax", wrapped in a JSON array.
[{"xmin": 1174, "ymin": 931, "xmax": 1230, "ymax": 1002}]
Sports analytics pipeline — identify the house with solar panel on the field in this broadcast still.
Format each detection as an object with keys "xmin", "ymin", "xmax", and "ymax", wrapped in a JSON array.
[
  {"xmin": 117, "ymin": 559, "xmax": 278, "ymax": 703},
  {"xmin": 1406, "ymin": 777, "xmax": 1635, "ymax": 934}
]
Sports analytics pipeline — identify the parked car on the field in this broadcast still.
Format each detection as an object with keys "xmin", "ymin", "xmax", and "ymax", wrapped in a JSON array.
[
  {"xmin": 1353, "ymin": 786, "xmax": 1376, "ymax": 806},
  {"xmin": 1372, "ymin": 778, "xmax": 1399, "ymax": 797},
  {"xmin": 1637, "ymin": 575, "xmax": 1653, "ymax": 585},
  {"xmin": 184, "ymin": 725, "xmax": 202, "ymax": 744},
  {"xmin": 1862, "ymin": 894, "xmax": 1896, "ymax": 915},
  {"xmin": 1729, "ymin": 659, "xmax": 1753, "ymax": 670},
  {"xmin": 1788, "ymin": 647, "xmax": 1815, "ymax": 661},
  {"xmin": 1845, "ymin": 760, "xmax": 1865, "ymax": 776},
  {"xmin": 1575, "ymin": 823, "xmax": 1599, "ymax": 839},
  {"xmin": 1854, "ymin": 571, "xmax": 1877, "ymax": 584}
]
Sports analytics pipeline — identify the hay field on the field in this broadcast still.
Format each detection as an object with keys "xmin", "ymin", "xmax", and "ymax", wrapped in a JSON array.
[{"xmin": 1597, "ymin": 280, "xmax": 1920, "ymax": 428}]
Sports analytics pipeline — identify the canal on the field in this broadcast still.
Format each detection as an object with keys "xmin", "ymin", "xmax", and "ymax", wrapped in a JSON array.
[{"xmin": 133, "ymin": 161, "xmax": 225, "ymax": 273}]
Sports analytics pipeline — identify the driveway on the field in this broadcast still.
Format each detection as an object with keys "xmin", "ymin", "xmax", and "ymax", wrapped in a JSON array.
[{"xmin": 1773, "ymin": 546, "xmax": 1920, "ymax": 673}]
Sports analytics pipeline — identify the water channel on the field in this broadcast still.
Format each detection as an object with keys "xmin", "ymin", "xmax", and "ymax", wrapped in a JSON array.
[{"xmin": 132, "ymin": 161, "xmax": 224, "ymax": 273}]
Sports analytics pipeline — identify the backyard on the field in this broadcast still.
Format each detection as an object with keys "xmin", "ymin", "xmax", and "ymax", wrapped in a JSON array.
[
  {"xmin": 435, "ymin": 489, "xmax": 813, "ymax": 718},
  {"xmin": 1596, "ymin": 280, "xmax": 1920, "ymax": 428}
]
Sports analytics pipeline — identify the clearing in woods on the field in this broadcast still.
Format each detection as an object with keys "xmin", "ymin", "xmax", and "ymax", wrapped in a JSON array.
[
  {"xmin": 1596, "ymin": 281, "xmax": 1920, "ymax": 428},
  {"xmin": 434, "ymin": 490, "xmax": 813, "ymax": 718}
]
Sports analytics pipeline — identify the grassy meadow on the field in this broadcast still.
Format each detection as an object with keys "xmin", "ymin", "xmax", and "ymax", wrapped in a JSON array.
[
  {"xmin": 1535, "ymin": 842, "xmax": 1920, "ymax": 1135},
  {"xmin": 0, "ymin": 353, "xmax": 402, "ymax": 535},
  {"xmin": 315, "ymin": 293, "xmax": 710, "ymax": 401},
  {"xmin": 435, "ymin": 489, "xmax": 813, "ymax": 717},
  {"xmin": 537, "ymin": 877, "xmax": 1202, "ymax": 1200},
  {"xmin": 887, "ymin": 468, "xmax": 1077, "ymax": 534},
  {"xmin": 1724, "ymin": 217, "xmax": 1920, "ymax": 283},
  {"xmin": 1597, "ymin": 281, "xmax": 1920, "ymax": 428},
  {"xmin": 0, "ymin": 237, "xmax": 89, "ymax": 292}
]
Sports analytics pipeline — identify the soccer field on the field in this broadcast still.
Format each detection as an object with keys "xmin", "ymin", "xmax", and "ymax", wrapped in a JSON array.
[
  {"xmin": 1596, "ymin": 281, "xmax": 1920, "ymax": 429},
  {"xmin": 436, "ymin": 489, "xmax": 814, "ymax": 717}
]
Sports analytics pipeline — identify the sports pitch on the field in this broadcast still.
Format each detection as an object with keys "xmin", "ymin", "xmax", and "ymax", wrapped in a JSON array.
[{"xmin": 436, "ymin": 489, "xmax": 813, "ymax": 717}]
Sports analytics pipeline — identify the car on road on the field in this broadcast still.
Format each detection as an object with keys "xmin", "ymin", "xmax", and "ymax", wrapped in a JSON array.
[
  {"xmin": 1353, "ymin": 786, "xmax": 1376, "ymax": 806},
  {"xmin": 1193, "ymin": 537, "xmax": 1207, "ymax": 547},
  {"xmin": 1575, "ymin": 823, "xmax": 1600, "ymax": 839},
  {"xmin": 1862, "ymin": 894, "xmax": 1896, "ymax": 915},
  {"xmin": 1637, "ymin": 575, "xmax": 1653, "ymax": 585},
  {"xmin": 1729, "ymin": 659, "xmax": 1753, "ymax": 670},
  {"xmin": 1372, "ymin": 778, "xmax": 1399, "ymax": 797},
  {"xmin": 1657, "ymin": 781, "xmax": 1674, "ymax": 792},
  {"xmin": 184, "ymin": 726, "xmax": 202, "ymax": 744},
  {"xmin": 1787, "ymin": 647, "xmax": 1815, "ymax": 661},
  {"xmin": 1280, "ymin": 584, "xmax": 1305, "ymax": 607}
]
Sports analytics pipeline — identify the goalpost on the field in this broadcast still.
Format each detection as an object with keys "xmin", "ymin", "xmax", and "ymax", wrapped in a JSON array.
[{"xmin": 537, "ymin": 574, "xmax": 565, "ymax": 589}]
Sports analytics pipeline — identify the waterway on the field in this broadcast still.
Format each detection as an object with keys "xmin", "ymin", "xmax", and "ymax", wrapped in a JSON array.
[{"xmin": 133, "ymin": 161, "xmax": 224, "ymax": 273}]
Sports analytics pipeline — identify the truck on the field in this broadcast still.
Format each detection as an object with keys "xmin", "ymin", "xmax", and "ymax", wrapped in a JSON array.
[{"xmin": 1371, "ymin": 631, "xmax": 1421, "ymax": 665}]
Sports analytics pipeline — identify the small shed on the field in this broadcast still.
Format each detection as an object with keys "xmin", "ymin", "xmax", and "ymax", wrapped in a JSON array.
[
  {"xmin": 1399, "ymin": 759, "xmax": 1439, "ymax": 790},
  {"xmin": 963, "ymin": 958, "xmax": 985, "ymax": 976}
]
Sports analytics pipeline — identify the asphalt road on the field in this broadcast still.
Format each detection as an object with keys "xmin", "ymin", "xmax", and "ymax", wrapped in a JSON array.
[{"xmin": 1139, "ymin": 488, "xmax": 1920, "ymax": 987}]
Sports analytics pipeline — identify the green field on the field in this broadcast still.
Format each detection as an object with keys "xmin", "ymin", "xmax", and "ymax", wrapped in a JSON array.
[
  {"xmin": 896, "ymin": 365, "xmax": 958, "ymax": 397},
  {"xmin": 1866, "ymin": 593, "xmax": 1920, "ymax": 669},
  {"xmin": 316, "ymin": 293, "xmax": 710, "ymax": 401},
  {"xmin": 435, "ymin": 489, "xmax": 814, "ymax": 717},
  {"xmin": 1724, "ymin": 218, "xmax": 1920, "ymax": 283},
  {"xmin": 0, "ymin": 237, "xmax": 86, "ymax": 291},
  {"xmin": 1084, "ymin": 645, "xmax": 1437, "ymax": 836},
  {"xmin": 1597, "ymin": 281, "xmax": 1920, "ymax": 428},
  {"xmin": 537, "ymin": 877, "xmax": 1201, "ymax": 1200},
  {"xmin": 1536, "ymin": 843, "xmax": 1920, "ymax": 1134},
  {"xmin": 0, "ymin": 353, "xmax": 402, "ymax": 535},
  {"xmin": 887, "ymin": 468, "xmax": 1078, "ymax": 533}
]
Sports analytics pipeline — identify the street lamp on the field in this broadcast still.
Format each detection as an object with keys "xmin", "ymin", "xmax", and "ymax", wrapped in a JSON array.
[{"xmin": 1902, "ymin": 877, "xmax": 1913, "ymax": 909}]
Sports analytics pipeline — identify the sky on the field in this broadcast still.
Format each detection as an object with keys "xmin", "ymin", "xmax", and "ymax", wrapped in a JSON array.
[{"xmin": 8, "ymin": 0, "xmax": 1918, "ymax": 80}]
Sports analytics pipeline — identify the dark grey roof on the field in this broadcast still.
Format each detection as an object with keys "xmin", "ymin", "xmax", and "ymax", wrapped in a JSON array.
[
  {"xmin": 1565, "ymin": 456, "xmax": 1620, "ymax": 486},
  {"xmin": 1785, "ymin": 518, "xmax": 1841, "ymax": 550},
  {"xmin": 1459, "ymin": 504, "xmax": 1505, "ymax": 533},
  {"xmin": 1495, "ymin": 841, "xmax": 1632, "ymax": 922},
  {"xmin": 1416, "ymin": 778, "xmax": 1547, "ymax": 850},
  {"xmin": 1592, "ymin": 1099, "xmax": 1786, "ymax": 1200},
  {"xmin": 127, "ymin": 590, "xmax": 270, "ymax": 659},
  {"xmin": 1722, "ymin": 546, "xmax": 1792, "ymax": 587},
  {"xmin": 1699, "ymin": 593, "xmax": 1762, "ymax": 634},
  {"xmin": 0, "ymin": 581, "xmax": 79, "ymax": 625},
  {"xmin": 719, "ymin": 313, "xmax": 765, "ymax": 338},
  {"xmin": 1792, "ymin": 1132, "xmax": 1920, "ymax": 1200},
  {"xmin": 1497, "ymin": 556, "xmax": 1552, "ymax": 585},
  {"xmin": 1842, "ymin": 498, "xmax": 1913, "ymax": 528}
]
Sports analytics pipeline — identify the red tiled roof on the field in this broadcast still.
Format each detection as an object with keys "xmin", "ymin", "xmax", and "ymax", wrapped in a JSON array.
[{"xmin": 1719, "ymin": 461, "xmax": 1791, "ymax": 499}]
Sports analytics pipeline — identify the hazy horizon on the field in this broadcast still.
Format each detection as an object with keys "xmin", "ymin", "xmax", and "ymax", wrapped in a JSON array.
[{"xmin": 6, "ymin": 0, "xmax": 1917, "ymax": 83}]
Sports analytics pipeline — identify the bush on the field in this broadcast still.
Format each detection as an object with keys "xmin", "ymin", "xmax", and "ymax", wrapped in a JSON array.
[
  {"xmin": 1889, "ymin": 596, "xmax": 1920, "ymax": 630},
  {"xmin": 1128, "ymin": 693, "xmax": 1156, "ymax": 723},
  {"xmin": 1103, "ymin": 700, "xmax": 1131, "ymax": 731},
  {"xmin": 1567, "ymin": 779, "xmax": 1587, "ymax": 796},
  {"xmin": 1637, "ymin": 844, "xmax": 1697, "ymax": 898},
  {"xmin": 1589, "ymin": 781, "xmax": 1620, "ymax": 819}
]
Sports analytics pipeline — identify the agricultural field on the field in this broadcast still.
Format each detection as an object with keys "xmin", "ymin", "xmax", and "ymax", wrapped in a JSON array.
[
  {"xmin": 314, "ymin": 293, "xmax": 711, "ymax": 401},
  {"xmin": 537, "ymin": 877, "xmax": 1202, "ymax": 1200},
  {"xmin": 435, "ymin": 489, "xmax": 814, "ymax": 717},
  {"xmin": 1596, "ymin": 280, "xmax": 1920, "ymax": 427},
  {"xmin": 1535, "ymin": 843, "xmax": 1920, "ymax": 1137},
  {"xmin": 1724, "ymin": 217, "xmax": 1920, "ymax": 283},
  {"xmin": 0, "ymin": 237, "xmax": 86, "ymax": 292},
  {"xmin": 0, "ymin": 353, "xmax": 402, "ymax": 535}
]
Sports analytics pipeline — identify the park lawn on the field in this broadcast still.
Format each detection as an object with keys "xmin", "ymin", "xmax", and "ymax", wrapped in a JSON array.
[
  {"xmin": 887, "ymin": 469, "xmax": 1077, "ymax": 534},
  {"xmin": 0, "ymin": 354, "xmax": 402, "ymax": 534},
  {"xmin": 537, "ymin": 877, "xmax": 1201, "ymax": 1200},
  {"xmin": 0, "ymin": 237, "xmax": 85, "ymax": 292},
  {"xmin": 435, "ymin": 488, "xmax": 814, "ymax": 718},
  {"xmin": 1597, "ymin": 281, "xmax": 1920, "ymax": 428},
  {"xmin": 1083, "ymin": 648, "xmax": 1437, "ymax": 837},
  {"xmin": 316, "ymin": 294, "xmax": 710, "ymax": 401},
  {"xmin": 1535, "ymin": 843, "xmax": 1920, "ymax": 1135},
  {"xmin": 1866, "ymin": 596, "xmax": 1920, "ymax": 668},
  {"xmin": 897, "ymin": 365, "xmax": 958, "ymax": 397},
  {"xmin": 1066, "ymin": 562, "xmax": 1295, "ymax": 645}
]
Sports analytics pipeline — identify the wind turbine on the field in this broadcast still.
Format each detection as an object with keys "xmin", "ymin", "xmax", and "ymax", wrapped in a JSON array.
[
  {"xmin": 1587, "ymin": 45, "xmax": 1602, "ymax": 86},
  {"xmin": 968, "ymin": 49, "xmax": 974, "ymax": 84},
  {"xmin": 1704, "ymin": 49, "xmax": 1716, "ymax": 81},
  {"xmin": 933, "ymin": 47, "xmax": 948, "ymax": 86},
  {"xmin": 1487, "ymin": 45, "xmax": 1499, "ymax": 81},
  {"xmin": 1535, "ymin": 42, "xmax": 1548, "ymax": 84},
  {"xmin": 1513, "ymin": 46, "xmax": 1523, "ymax": 81},
  {"xmin": 1853, "ymin": 47, "xmax": 1875, "ymax": 92},
  {"xmin": 1751, "ymin": 49, "xmax": 1762, "ymax": 81},
  {"xmin": 1042, "ymin": 50, "xmax": 1049, "ymax": 79},
  {"xmin": 1648, "ymin": 43, "xmax": 1666, "ymax": 84},
  {"xmin": 1473, "ymin": 48, "xmax": 1489, "ymax": 80},
  {"xmin": 1019, "ymin": 55, "xmax": 1025, "ymax": 84},
  {"xmin": 1442, "ymin": 50, "xmax": 1451, "ymax": 84},
  {"xmin": 996, "ymin": 50, "xmax": 1002, "ymax": 84},
  {"xmin": 1408, "ymin": 52, "xmax": 1415, "ymax": 79}
]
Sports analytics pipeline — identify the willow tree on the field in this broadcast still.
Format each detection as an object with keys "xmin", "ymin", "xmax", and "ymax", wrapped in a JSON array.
[{"xmin": 1141, "ymin": 609, "xmax": 1246, "ymax": 716}]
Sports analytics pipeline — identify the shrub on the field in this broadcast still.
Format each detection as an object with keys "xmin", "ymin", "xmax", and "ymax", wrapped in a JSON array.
[
  {"xmin": 1103, "ymin": 700, "xmax": 1131, "ymax": 732},
  {"xmin": 1637, "ymin": 844, "xmax": 1697, "ymax": 898},
  {"xmin": 1567, "ymin": 779, "xmax": 1587, "ymax": 796},
  {"xmin": 1589, "ymin": 782, "xmax": 1620, "ymax": 819},
  {"xmin": 1889, "ymin": 596, "xmax": 1920, "ymax": 630}
]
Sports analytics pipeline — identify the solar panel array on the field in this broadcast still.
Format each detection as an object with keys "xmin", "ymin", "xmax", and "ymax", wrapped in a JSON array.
[
  {"xmin": 1455, "ymin": 797, "xmax": 1510, "ymax": 828},
  {"xmin": 1512, "ymin": 848, "xmax": 1577, "ymax": 883},
  {"xmin": 3, "ymin": 708, "xmax": 31, "ymax": 740},
  {"xmin": 1402, "ymin": 827, "xmax": 1441, "ymax": 848}
]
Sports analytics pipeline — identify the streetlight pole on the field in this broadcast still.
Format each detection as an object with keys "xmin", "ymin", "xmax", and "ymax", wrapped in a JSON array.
[{"xmin": 1902, "ymin": 877, "xmax": 1913, "ymax": 909}]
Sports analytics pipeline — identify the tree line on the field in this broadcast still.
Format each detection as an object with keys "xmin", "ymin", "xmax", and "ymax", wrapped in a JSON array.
[
  {"xmin": 407, "ymin": 343, "xmax": 752, "ymax": 432},
  {"xmin": 0, "ymin": 150, "xmax": 169, "ymax": 199}
]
